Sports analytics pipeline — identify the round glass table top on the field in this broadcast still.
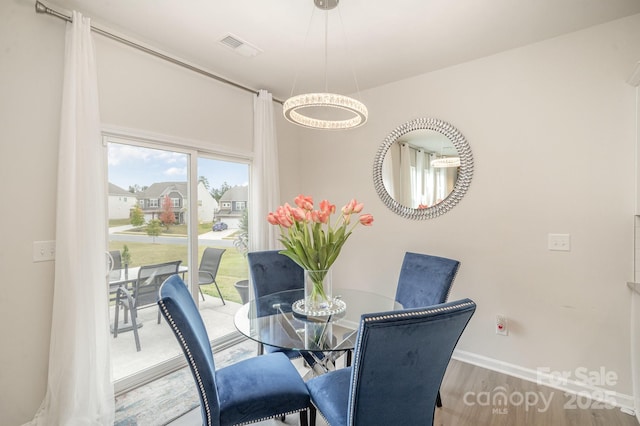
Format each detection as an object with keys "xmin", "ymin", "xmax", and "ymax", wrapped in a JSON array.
[{"xmin": 234, "ymin": 288, "xmax": 402, "ymax": 353}]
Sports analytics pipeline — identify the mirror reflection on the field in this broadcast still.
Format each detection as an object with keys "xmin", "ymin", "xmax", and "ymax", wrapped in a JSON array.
[
  {"xmin": 382, "ymin": 129, "xmax": 459, "ymax": 209},
  {"xmin": 373, "ymin": 117, "xmax": 473, "ymax": 220}
]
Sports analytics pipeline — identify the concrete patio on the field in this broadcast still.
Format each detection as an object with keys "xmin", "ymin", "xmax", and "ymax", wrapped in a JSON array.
[{"xmin": 110, "ymin": 293, "xmax": 243, "ymax": 381}]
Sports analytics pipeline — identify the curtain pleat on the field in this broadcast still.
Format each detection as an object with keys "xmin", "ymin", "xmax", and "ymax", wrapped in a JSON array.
[
  {"xmin": 399, "ymin": 143, "xmax": 412, "ymax": 207},
  {"xmin": 26, "ymin": 11, "xmax": 114, "ymax": 426},
  {"xmin": 632, "ymin": 291, "xmax": 640, "ymax": 421},
  {"xmin": 249, "ymin": 90, "xmax": 280, "ymax": 251}
]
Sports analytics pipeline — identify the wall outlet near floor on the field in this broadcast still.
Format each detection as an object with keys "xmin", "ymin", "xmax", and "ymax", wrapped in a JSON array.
[{"xmin": 496, "ymin": 314, "xmax": 508, "ymax": 336}]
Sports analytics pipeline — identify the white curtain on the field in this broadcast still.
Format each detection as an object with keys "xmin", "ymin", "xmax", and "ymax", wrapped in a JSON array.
[
  {"xmin": 414, "ymin": 149, "xmax": 424, "ymax": 206},
  {"xmin": 381, "ymin": 149, "xmax": 395, "ymax": 199},
  {"xmin": 26, "ymin": 12, "xmax": 114, "ymax": 425},
  {"xmin": 425, "ymin": 153, "xmax": 436, "ymax": 206},
  {"xmin": 249, "ymin": 90, "xmax": 281, "ymax": 251},
  {"xmin": 399, "ymin": 143, "xmax": 413, "ymax": 207},
  {"xmin": 632, "ymin": 286, "xmax": 640, "ymax": 421}
]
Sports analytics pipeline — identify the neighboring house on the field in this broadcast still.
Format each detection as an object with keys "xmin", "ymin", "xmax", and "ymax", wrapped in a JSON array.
[
  {"xmin": 197, "ymin": 182, "xmax": 219, "ymax": 224},
  {"xmin": 216, "ymin": 185, "xmax": 248, "ymax": 229},
  {"xmin": 136, "ymin": 181, "xmax": 217, "ymax": 224},
  {"xmin": 108, "ymin": 183, "xmax": 137, "ymax": 220}
]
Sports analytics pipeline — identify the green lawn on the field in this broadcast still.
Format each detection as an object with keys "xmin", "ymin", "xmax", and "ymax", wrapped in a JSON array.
[{"xmin": 108, "ymin": 241, "xmax": 247, "ymax": 304}]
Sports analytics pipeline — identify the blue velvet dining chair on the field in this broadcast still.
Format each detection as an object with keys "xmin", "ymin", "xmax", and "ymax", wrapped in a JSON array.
[
  {"xmin": 247, "ymin": 250, "xmax": 329, "ymax": 375},
  {"xmin": 306, "ymin": 298, "xmax": 476, "ymax": 426},
  {"xmin": 157, "ymin": 274, "xmax": 311, "ymax": 426},
  {"xmin": 247, "ymin": 250, "xmax": 305, "ymax": 359},
  {"xmin": 395, "ymin": 251, "xmax": 460, "ymax": 309},
  {"xmin": 395, "ymin": 251, "xmax": 461, "ymax": 408}
]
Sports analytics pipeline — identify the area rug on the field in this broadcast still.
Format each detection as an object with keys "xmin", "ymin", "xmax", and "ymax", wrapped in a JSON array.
[{"xmin": 114, "ymin": 339, "xmax": 256, "ymax": 425}]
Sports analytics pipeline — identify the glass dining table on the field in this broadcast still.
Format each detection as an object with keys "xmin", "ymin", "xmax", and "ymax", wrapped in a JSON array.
[{"xmin": 234, "ymin": 288, "xmax": 402, "ymax": 376}]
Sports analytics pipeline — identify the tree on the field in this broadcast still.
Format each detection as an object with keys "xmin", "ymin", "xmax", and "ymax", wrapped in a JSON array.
[
  {"xmin": 146, "ymin": 219, "xmax": 162, "ymax": 243},
  {"xmin": 128, "ymin": 184, "xmax": 148, "ymax": 193},
  {"xmin": 210, "ymin": 181, "xmax": 232, "ymax": 202},
  {"xmin": 130, "ymin": 204, "xmax": 145, "ymax": 227},
  {"xmin": 198, "ymin": 175, "xmax": 210, "ymax": 190},
  {"xmin": 234, "ymin": 209, "xmax": 249, "ymax": 257},
  {"xmin": 159, "ymin": 195, "xmax": 176, "ymax": 230},
  {"xmin": 121, "ymin": 245, "xmax": 132, "ymax": 266}
]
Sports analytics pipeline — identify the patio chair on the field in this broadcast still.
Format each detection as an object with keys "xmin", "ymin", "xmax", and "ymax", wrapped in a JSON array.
[
  {"xmin": 107, "ymin": 250, "xmax": 123, "ymax": 303},
  {"xmin": 306, "ymin": 299, "xmax": 476, "ymax": 426},
  {"xmin": 108, "ymin": 250, "xmax": 122, "ymax": 271},
  {"xmin": 395, "ymin": 251, "xmax": 461, "ymax": 407},
  {"xmin": 114, "ymin": 260, "xmax": 182, "ymax": 351},
  {"xmin": 158, "ymin": 274, "xmax": 311, "ymax": 426},
  {"xmin": 197, "ymin": 247, "xmax": 226, "ymax": 304}
]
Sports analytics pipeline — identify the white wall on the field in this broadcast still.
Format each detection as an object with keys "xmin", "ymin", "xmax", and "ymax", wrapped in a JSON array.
[
  {"xmin": 1, "ymin": 2, "xmax": 64, "ymax": 424},
  {"xmin": 291, "ymin": 14, "xmax": 640, "ymax": 401},
  {"xmin": 0, "ymin": 2, "xmax": 294, "ymax": 424},
  {"xmin": 3, "ymin": 0, "xmax": 639, "ymax": 423}
]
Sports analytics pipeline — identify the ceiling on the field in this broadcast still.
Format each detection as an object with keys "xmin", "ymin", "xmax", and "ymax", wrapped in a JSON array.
[{"xmin": 45, "ymin": 0, "xmax": 640, "ymax": 102}]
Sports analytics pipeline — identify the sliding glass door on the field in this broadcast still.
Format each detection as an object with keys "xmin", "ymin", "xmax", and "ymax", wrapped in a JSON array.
[
  {"xmin": 194, "ymin": 157, "xmax": 249, "ymax": 344},
  {"xmin": 105, "ymin": 134, "xmax": 250, "ymax": 391}
]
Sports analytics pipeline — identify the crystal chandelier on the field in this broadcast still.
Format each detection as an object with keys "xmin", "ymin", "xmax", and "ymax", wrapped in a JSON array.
[
  {"xmin": 431, "ymin": 157, "xmax": 461, "ymax": 168},
  {"xmin": 283, "ymin": 0, "xmax": 368, "ymax": 130}
]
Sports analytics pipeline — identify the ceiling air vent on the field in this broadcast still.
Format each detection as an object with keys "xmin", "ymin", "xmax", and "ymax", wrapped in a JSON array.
[{"xmin": 219, "ymin": 34, "xmax": 262, "ymax": 58}]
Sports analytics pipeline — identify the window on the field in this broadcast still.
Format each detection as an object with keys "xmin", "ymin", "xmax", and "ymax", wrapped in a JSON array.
[
  {"xmin": 172, "ymin": 198, "xmax": 180, "ymax": 208},
  {"xmin": 236, "ymin": 201, "xmax": 246, "ymax": 210},
  {"xmin": 149, "ymin": 199, "xmax": 158, "ymax": 208}
]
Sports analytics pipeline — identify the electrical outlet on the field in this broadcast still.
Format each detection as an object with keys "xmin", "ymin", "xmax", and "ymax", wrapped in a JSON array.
[
  {"xmin": 548, "ymin": 233, "xmax": 571, "ymax": 251},
  {"xmin": 496, "ymin": 314, "xmax": 508, "ymax": 336},
  {"xmin": 33, "ymin": 240, "xmax": 56, "ymax": 262}
]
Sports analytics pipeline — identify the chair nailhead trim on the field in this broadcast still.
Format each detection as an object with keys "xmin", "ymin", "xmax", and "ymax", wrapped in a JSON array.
[
  {"xmin": 364, "ymin": 300, "xmax": 475, "ymax": 322},
  {"xmin": 159, "ymin": 299, "xmax": 213, "ymax": 426},
  {"xmin": 234, "ymin": 409, "xmax": 306, "ymax": 426},
  {"xmin": 445, "ymin": 266, "xmax": 460, "ymax": 302}
]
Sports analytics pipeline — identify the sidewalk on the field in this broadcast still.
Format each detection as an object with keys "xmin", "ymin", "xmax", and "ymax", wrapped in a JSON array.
[{"xmin": 109, "ymin": 224, "xmax": 236, "ymax": 242}]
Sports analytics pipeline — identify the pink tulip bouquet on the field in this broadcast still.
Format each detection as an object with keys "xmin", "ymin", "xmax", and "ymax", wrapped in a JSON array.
[{"xmin": 267, "ymin": 195, "xmax": 374, "ymax": 307}]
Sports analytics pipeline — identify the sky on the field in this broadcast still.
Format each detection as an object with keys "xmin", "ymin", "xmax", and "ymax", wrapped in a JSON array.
[{"xmin": 108, "ymin": 143, "xmax": 249, "ymax": 192}]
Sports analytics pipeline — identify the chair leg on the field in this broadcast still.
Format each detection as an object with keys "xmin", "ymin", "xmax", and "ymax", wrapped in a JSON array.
[
  {"xmin": 122, "ymin": 291, "xmax": 141, "ymax": 352},
  {"xmin": 213, "ymin": 280, "xmax": 226, "ymax": 305},
  {"xmin": 113, "ymin": 289, "xmax": 121, "ymax": 338},
  {"xmin": 436, "ymin": 390, "xmax": 442, "ymax": 408},
  {"xmin": 299, "ymin": 409, "xmax": 309, "ymax": 426},
  {"xmin": 198, "ymin": 285, "xmax": 205, "ymax": 301},
  {"xmin": 114, "ymin": 288, "xmax": 141, "ymax": 351},
  {"xmin": 308, "ymin": 406, "xmax": 316, "ymax": 426},
  {"xmin": 130, "ymin": 308, "xmax": 141, "ymax": 352}
]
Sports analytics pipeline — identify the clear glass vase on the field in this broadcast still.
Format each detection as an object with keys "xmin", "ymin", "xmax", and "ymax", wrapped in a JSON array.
[{"xmin": 304, "ymin": 268, "xmax": 333, "ymax": 315}]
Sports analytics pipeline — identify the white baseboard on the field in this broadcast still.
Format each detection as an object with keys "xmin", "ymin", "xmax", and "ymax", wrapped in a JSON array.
[{"xmin": 452, "ymin": 349, "xmax": 635, "ymax": 415}]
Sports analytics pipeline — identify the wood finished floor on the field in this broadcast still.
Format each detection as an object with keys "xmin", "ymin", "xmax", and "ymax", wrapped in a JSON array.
[
  {"xmin": 433, "ymin": 360, "xmax": 638, "ymax": 426},
  {"xmin": 169, "ymin": 359, "xmax": 639, "ymax": 426}
]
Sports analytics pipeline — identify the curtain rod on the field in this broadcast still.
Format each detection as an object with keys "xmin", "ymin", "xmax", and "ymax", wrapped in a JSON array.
[{"xmin": 34, "ymin": 0, "xmax": 284, "ymax": 104}]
